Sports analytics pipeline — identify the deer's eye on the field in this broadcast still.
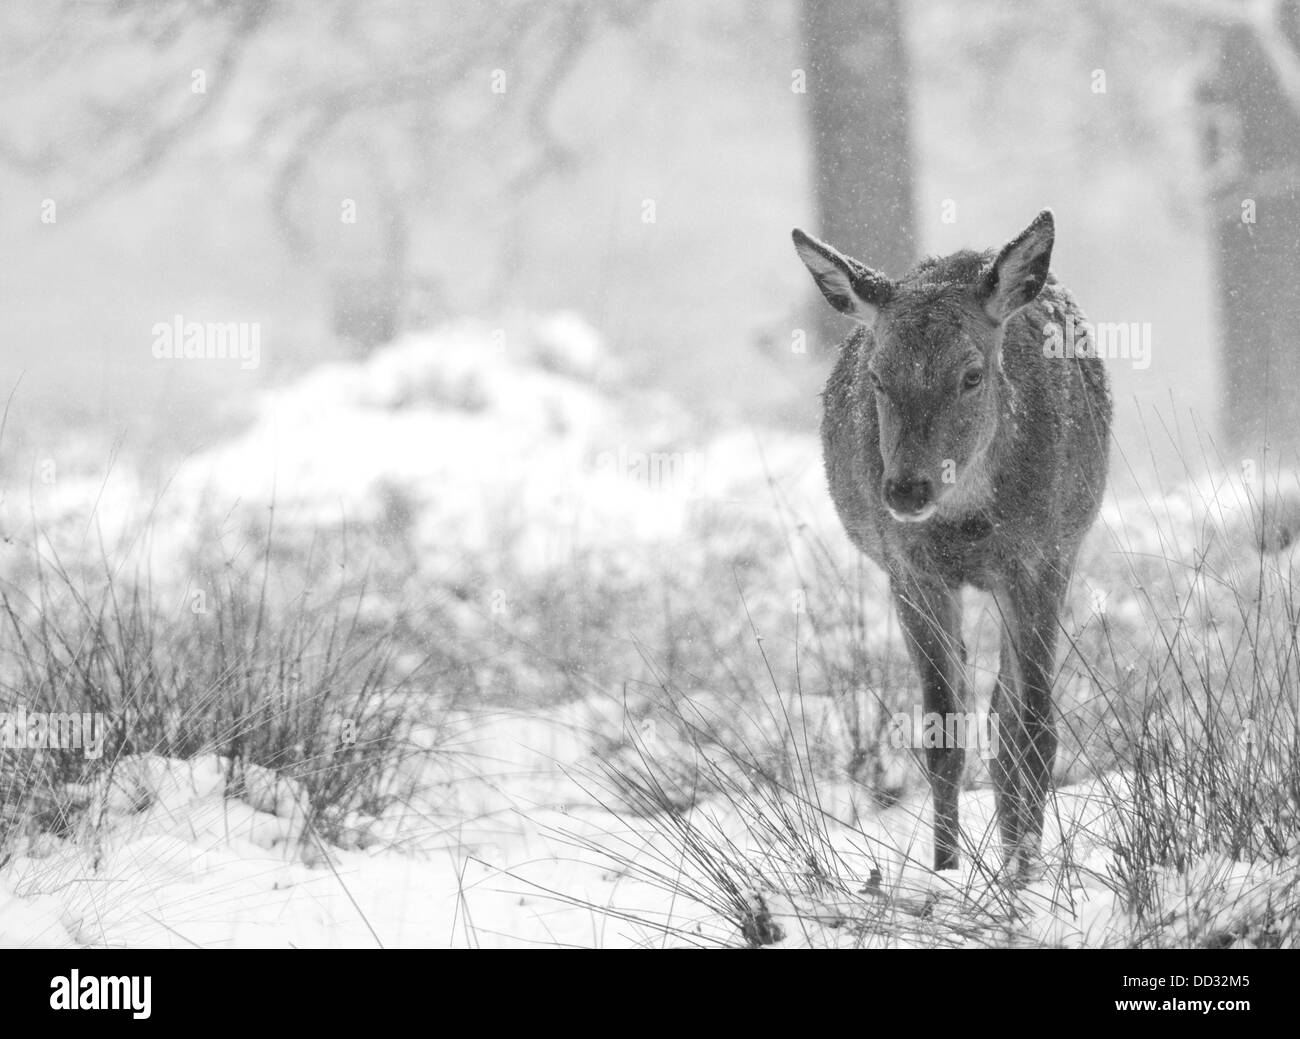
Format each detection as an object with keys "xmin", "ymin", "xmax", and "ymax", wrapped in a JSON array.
[
  {"xmin": 869, "ymin": 371, "xmax": 884, "ymax": 393},
  {"xmin": 962, "ymin": 368, "xmax": 984, "ymax": 391}
]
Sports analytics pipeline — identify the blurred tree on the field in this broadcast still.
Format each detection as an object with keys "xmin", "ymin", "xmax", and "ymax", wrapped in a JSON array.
[
  {"xmin": 797, "ymin": 0, "xmax": 917, "ymax": 352},
  {"xmin": 1193, "ymin": 0, "xmax": 1300, "ymax": 467},
  {"xmin": 0, "ymin": 0, "xmax": 653, "ymax": 353}
]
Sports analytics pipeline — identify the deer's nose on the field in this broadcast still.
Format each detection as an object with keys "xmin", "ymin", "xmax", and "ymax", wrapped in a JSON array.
[{"xmin": 884, "ymin": 476, "xmax": 934, "ymax": 515}]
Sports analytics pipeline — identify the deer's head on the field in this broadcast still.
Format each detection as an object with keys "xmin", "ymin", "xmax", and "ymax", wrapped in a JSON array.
[{"xmin": 793, "ymin": 211, "xmax": 1055, "ymax": 522}]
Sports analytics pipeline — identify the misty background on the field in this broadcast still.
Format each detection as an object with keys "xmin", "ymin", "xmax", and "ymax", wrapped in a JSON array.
[{"xmin": 2, "ymin": 0, "xmax": 1295, "ymax": 487}]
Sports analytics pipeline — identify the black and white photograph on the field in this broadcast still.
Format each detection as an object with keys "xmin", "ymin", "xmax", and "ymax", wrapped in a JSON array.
[{"xmin": 0, "ymin": 0, "xmax": 1295, "ymax": 978}]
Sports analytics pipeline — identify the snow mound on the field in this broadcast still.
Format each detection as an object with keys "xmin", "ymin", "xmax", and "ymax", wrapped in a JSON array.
[{"xmin": 18, "ymin": 314, "xmax": 832, "ymax": 585}]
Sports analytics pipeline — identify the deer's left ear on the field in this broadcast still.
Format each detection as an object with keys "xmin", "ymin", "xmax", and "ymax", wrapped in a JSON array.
[{"xmin": 978, "ymin": 210, "xmax": 1054, "ymax": 323}]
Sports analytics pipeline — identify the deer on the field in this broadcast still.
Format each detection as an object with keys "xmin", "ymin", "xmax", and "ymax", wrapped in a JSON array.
[{"xmin": 791, "ymin": 211, "xmax": 1111, "ymax": 877}]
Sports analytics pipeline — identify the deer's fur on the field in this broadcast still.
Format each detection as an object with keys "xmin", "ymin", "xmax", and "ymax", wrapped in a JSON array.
[{"xmin": 793, "ymin": 211, "xmax": 1111, "ymax": 874}]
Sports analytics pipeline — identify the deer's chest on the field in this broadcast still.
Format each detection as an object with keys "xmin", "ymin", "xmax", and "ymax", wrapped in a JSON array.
[{"xmin": 891, "ymin": 513, "xmax": 1007, "ymax": 589}]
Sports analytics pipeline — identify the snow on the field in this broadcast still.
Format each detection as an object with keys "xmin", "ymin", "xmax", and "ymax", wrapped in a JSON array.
[
  {"xmin": 5, "ymin": 733, "xmax": 1289, "ymax": 948},
  {"xmin": 0, "ymin": 723, "xmax": 724, "ymax": 949},
  {"xmin": 19, "ymin": 313, "xmax": 818, "ymax": 585},
  {"xmin": 2, "ymin": 314, "xmax": 1296, "ymax": 948}
]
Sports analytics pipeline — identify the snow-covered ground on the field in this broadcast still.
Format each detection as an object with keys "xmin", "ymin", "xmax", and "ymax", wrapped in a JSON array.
[
  {"xmin": 4, "ymin": 727, "xmax": 1291, "ymax": 948},
  {"xmin": 1, "ymin": 315, "xmax": 1296, "ymax": 948}
]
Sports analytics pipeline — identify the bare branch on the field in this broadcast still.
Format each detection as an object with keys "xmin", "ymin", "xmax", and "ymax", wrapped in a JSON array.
[
  {"xmin": 78, "ymin": 0, "xmax": 273, "ymax": 204},
  {"xmin": 505, "ymin": 3, "xmax": 591, "ymax": 191},
  {"xmin": 1249, "ymin": 0, "xmax": 1300, "ymax": 114}
]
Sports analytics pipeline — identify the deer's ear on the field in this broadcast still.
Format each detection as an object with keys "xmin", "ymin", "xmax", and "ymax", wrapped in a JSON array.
[
  {"xmin": 792, "ymin": 229, "xmax": 894, "ymax": 327},
  {"xmin": 978, "ymin": 210, "xmax": 1055, "ymax": 323}
]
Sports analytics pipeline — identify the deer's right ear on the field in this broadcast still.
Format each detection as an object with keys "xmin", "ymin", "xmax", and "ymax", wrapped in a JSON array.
[{"xmin": 792, "ymin": 229, "xmax": 893, "ymax": 327}]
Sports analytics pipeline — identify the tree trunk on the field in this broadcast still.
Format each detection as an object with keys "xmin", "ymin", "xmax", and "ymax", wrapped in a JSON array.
[
  {"xmin": 798, "ymin": 0, "xmax": 917, "ymax": 353},
  {"xmin": 1199, "ymin": 3, "xmax": 1300, "ymax": 469}
]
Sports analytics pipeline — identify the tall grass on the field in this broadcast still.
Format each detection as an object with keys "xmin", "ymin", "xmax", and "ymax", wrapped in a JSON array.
[{"xmin": 0, "ymin": 517, "xmax": 455, "ymax": 864}]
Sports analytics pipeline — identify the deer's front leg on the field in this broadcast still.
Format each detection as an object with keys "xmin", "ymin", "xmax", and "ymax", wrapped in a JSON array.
[
  {"xmin": 994, "ymin": 563, "xmax": 1069, "ymax": 876},
  {"xmin": 891, "ymin": 573, "xmax": 966, "ymax": 871},
  {"xmin": 989, "ymin": 625, "xmax": 1026, "ymax": 864}
]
